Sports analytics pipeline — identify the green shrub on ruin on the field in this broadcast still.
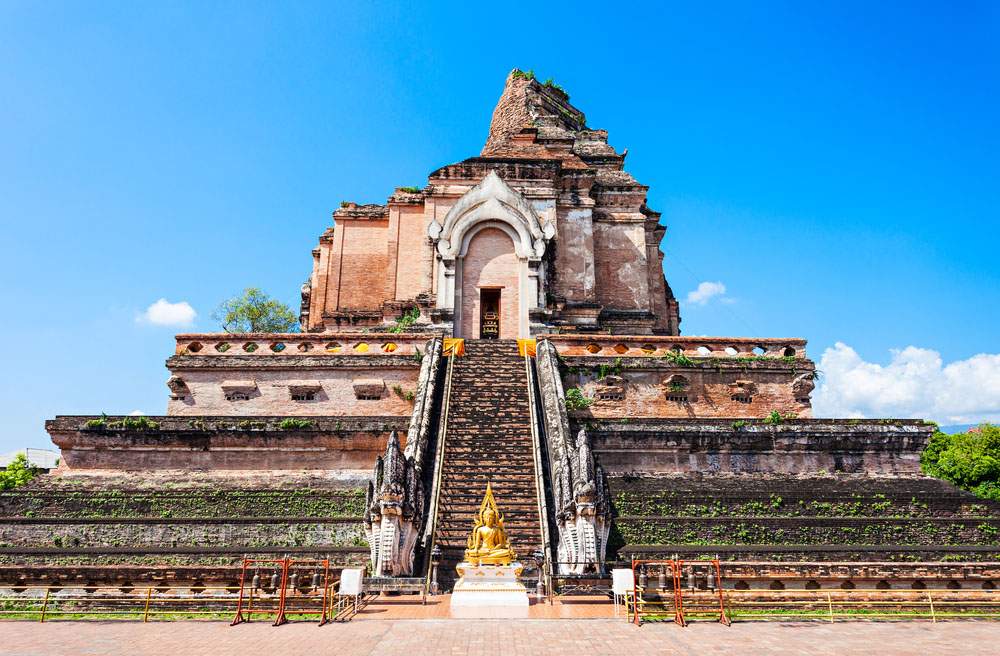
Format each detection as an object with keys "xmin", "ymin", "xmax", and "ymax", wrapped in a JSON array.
[
  {"xmin": 660, "ymin": 350, "xmax": 695, "ymax": 367},
  {"xmin": 278, "ymin": 418, "xmax": 315, "ymax": 430},
  {"xmin": 596, "ymin": 358, "xmax": 624, "ymax": 380},
  {"xmin": 921, "ymin": 424, "xmax": 1000, "ymax": 501},
  {"xmin": 83, "ymin": 414, "xmax": 158, "ymax": 431},
  {"xmin": 393, "ymin": 385, "xmax": 415, "ymax": 402},
  {"xmin": 387, "ymin": 307, "xmax": 420, "ymax": 334},
  {"xmin": 564, "ymin": 387, "xmax": 593, "ymax": 411},
  {"xmin": 542, "ymin": 77, "xmax": 567, "ymax": 96}
]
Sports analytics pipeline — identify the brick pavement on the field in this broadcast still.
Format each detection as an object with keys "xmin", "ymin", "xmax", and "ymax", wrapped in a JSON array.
[{"xmin": 1, "ymin": 620, "xmax": 998, "ymax": 656}]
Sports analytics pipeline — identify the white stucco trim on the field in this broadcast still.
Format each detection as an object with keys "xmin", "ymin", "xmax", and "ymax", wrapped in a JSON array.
[{"xmin": 430, "ymin": 171, "xmax": 551, "ymax": 339}]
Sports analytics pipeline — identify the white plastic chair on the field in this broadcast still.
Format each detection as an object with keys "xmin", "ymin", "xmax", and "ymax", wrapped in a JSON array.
[
  {"xmin": 337, "ymin": 568, "xmax": 365, "ymax": 613},
  {"xmin": 612, "ymin": 568, "xmax": 635, "ymax": 617}
]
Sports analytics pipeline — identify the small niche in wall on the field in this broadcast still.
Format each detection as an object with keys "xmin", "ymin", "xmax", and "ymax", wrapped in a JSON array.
[
  {"xmin": 289, "ymin": 383, "xmax": 322, "ymax": 402},
  {"xmin": 352, "ymin": 378, "xmax": 385, "ymax": 400},
  {"xmin": 221, "ymin": 380, "xmax": 257, "ymax": 402}
]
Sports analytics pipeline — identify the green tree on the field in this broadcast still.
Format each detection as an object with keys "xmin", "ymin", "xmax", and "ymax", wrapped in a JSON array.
[
  {"xmin": 213, "ymin": 288, "xmax": 299, "ymax": 333},
  {"xmin": 0, "ymin": 453, "xmax": 39, "ymax": 491},
  {"xmin": 921, "ymin": 424, "xmax": 1000, "ymax": 500}
]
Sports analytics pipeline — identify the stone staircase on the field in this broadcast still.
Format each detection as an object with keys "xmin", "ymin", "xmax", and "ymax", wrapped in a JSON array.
[{"xmin": 432, "ymin": 340, "xmax": 543, "ymax": 590}]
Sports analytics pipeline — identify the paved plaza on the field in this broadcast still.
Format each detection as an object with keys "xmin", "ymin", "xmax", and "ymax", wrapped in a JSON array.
[{"xmin": 1, "ymin": 619, "xmax": 998, "ymax": 656}]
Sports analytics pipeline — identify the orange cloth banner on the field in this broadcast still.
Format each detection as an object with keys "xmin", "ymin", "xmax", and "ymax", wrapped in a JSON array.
[
  {"xmin": 517, "ymin": 339, "xmax": 537, "ymax": 357},
  {"xmin": 443, "ymin": 338, "xmax": 465, "ymax": 357}
]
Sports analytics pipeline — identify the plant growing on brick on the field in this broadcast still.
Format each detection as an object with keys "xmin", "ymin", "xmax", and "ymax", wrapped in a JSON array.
[
  {"xmin": 387, "ymin": 307, "xmax": 420, "ymax": 334},
  {"xmin": 660, "ymin": 350, "xmax": 695, "ymax": 367},
  {"xmin": 393, "ymin": 385, "xmax": 415, "ymax": 402},
  {"xmin": 596, "ymin": 358, "xmax": 624, "ymax": 380},
  {"xmin": 278, "ymin": 418, "xmax": 315, "ymax": 430},
  {"xmin": 564, "ymin": 386, "xmax": 593, "ymax": 411}
]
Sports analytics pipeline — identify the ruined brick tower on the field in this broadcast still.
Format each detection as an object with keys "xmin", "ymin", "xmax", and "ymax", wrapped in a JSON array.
[{"xmin": 302, "ymin": 70, "xmax": 680, "ymax": 337}]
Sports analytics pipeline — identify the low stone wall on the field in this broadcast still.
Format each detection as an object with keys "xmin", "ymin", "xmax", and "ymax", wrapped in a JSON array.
[
  {"xmin": 615, "ymin": 516, "xmax": 1000, "ymax": 547},
  {"xmin": 579, "ymin": 419, "xmax": 933, "ymax": 474},
  {"xmin": 561, "ymin": 357, "xmax": 814, "ymax": 419},
  {"xmin": 0, "ymin": 554, "xmax": 368, "ymax": 586},
  {"xmin": 0, "ymin": 517, "xmax": 365, "ymax": 549},
  {"xmin": 46, "ymin": 416, "xmax": 408, "ymax": 470},
  {"xmin": 166, "ymin": 360, "xmax": 421, "ymax": 417}
]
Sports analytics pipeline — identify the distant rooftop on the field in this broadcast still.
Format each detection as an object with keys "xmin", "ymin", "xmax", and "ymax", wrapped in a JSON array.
[{"xmin": 1, "ymin": 447, "xmax": 59, "ymax": 469}]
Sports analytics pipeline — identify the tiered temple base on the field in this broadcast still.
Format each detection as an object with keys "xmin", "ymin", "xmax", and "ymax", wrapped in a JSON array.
[{"xmin": 450, "ymin": 563, "xmax": 529, "ymax": 608}]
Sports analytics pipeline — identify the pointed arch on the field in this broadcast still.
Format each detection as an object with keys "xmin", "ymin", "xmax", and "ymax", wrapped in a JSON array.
[{"xmin": 428, "ymin": 170, "xmax": 554, "ymax": 259}]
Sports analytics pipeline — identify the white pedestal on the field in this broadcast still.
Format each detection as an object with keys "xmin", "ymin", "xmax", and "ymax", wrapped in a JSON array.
[{"xmin": 450, "ymin": 563, "xmax": 530, "ymax": 609}]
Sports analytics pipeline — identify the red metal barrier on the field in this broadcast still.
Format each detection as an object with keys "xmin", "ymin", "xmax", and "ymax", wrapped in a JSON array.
[
  {"xmin": 631, "ymin": 558, "xmax": 729, "ymax": 627},
  {"xmin": 231, "ymin": 558, "xmax": 332, "ymax": 627}
]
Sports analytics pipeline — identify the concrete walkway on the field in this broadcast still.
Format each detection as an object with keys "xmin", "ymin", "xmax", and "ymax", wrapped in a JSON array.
[{"xmin": 1, "ymin": 619, "xmax": 999, "ymax": 656}]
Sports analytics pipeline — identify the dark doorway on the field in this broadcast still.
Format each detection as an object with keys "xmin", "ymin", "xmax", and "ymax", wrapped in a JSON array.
[{"xmin": 479, "ymin": 289, "xmax": 501, "ymax": 339}]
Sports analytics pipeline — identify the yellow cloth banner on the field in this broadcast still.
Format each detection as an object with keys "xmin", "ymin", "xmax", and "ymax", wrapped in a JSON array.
[
  {"xmin": 443, "ymin": 338, "xmax": 465, "ymax": 357},
  {"xmin": 517, "ymin": 339, "xmax": 537, "ymax": 357}
]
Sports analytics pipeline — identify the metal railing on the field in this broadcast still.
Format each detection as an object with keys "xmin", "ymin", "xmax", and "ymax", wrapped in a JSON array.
[
  {"xmin": 0, "ymin": 583, "xmax": 242, "ymax": 622},
  {"xmin": 524, "ymin": 352, "xmax": 555, "ymax": 602},
  {"xmin": 422, "ymin": 353, "xmax": 455, "ymax": 596},
  {"xmin": 723, "ymin": 589, "xmax": 1000, "ymax": 623},
  {"xmin": 624, "ymin": 562, "xmax": 1000, "ymax": 626}
]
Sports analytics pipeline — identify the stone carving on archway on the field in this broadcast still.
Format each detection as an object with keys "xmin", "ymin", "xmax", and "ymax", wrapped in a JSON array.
[{"xmin": 428, "ymin": 171, "xmax": 554, "ymax": 338}]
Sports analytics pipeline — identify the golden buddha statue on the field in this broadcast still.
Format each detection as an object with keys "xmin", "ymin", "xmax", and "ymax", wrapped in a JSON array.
[{"xmin": 463, "ymin": 482, "xmax": 516, "ymax": 567}]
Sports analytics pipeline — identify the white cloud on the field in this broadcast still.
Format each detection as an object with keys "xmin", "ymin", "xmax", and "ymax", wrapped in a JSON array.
[
  {"xmin": 129, "ymin": 410, "xmax": 145, "ymax": 416},
  {"xmin": 812, "ymin": 342, "xmax": 1000, "ymax": 424},
  {"xmin": 137, "ymin": 299, "xmax": 196, "ymax": 327},
  {"xmin": 685, "ymin": 281, "xmax": 727, "ymax": 306}
]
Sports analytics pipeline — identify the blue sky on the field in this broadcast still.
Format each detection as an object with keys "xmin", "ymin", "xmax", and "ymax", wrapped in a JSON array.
[{"xmin": 1, "ymin": 1, "xmax": 998, "ymax": 451}]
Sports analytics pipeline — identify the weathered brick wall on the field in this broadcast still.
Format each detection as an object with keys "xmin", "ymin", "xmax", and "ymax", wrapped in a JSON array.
[
  {"xmin": 552, "ymin": 207, "xmax": 596, "ymax": 301},
  {"xmin": 392, "ymin": 204, "xmax": 433, "ymax": 301},
  {"xmin": 592, "ymin": 221, "xmax": 650, "ymax": 311},
  {"xmin": 333, "ymin": 218, "xmax": 389, "ymax": 311},
  {"xmin": 167, "ymin": 366, "xmax": 419, "ymax": 416},
  {"xmin": 564, "ymin": 366, "xmax": 810, "ymax": 419},
  {"xmin": 47, "ymin": 416, "xmax": 408, "ymax": 470},
  {"xmin": 0, "ymin": 518, "xmax": 365, "ymax": 550},
  {"xmin": 578, "ymin": 419, "xmax": 933, "ymax": 474},
  {"xmin": 459, "ymin": 227, "xmax": 520, "ymax": 339},
  {"xmin": 609, "ymin": 473, "xmax": 1000, "ymax": 569}
]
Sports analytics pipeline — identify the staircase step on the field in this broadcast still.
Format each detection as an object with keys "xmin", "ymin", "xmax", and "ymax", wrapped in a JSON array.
[{"xmin": 431, "ymin": 340, "xmax": 544, "ymax": 591}]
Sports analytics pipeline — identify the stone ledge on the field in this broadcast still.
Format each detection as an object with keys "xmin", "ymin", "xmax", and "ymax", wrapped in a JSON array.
[
  {"xmin": 0, "ymin": 546, "xmax": 368, "ymax": 556},
  {"xmin": 167, "ymin": 355, "xmax": 423, "ymax": 369},
  {"xmin": 46, "ymin": 416, "xmax": 408, "ymax": 471},
  {"xmin": 561, "ymin": 355, "xmax": 814, "ymax": 372},
  {"xmin": 579, "ymin": 419, "xmax": 933, "ymax": 474},
  {"xmin": 47, "ymin": 415, "xmax": 407, "ymax": 433},
  {"xmin": 0, "ymin": 517, "xmax": 361, "ymax": 525}
]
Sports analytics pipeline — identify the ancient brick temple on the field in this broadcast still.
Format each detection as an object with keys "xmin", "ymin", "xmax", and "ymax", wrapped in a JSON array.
[
  {"xmin": 6, "ymin": 71, "xmax": 996, "ymax": 597},
  {"xmin": 303, "ymin": 71, "xmax": 679, "ymax": 338}
]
